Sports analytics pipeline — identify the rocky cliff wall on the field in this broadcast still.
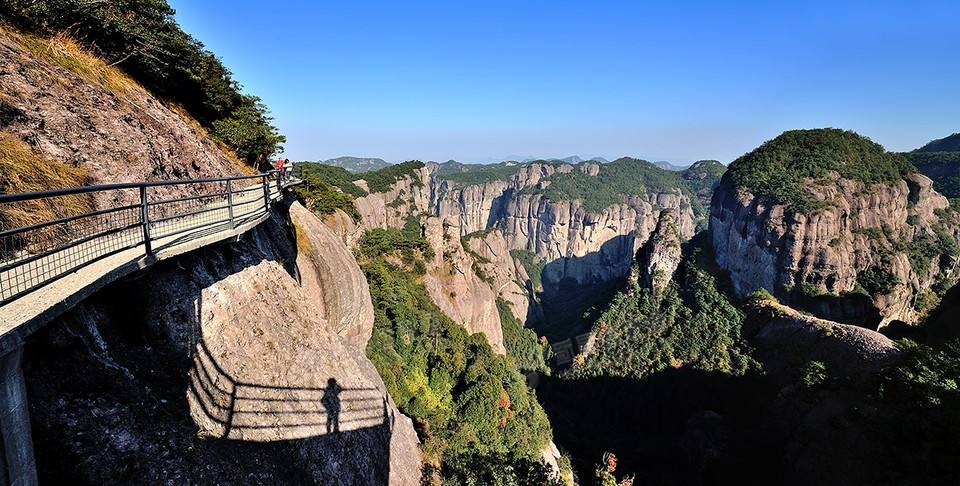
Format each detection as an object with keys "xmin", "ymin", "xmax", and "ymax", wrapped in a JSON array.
[
  {"xmin": 431, "ymin": 163, "xmax": 697, "ymax": 292},
  {"xmin": 711, "ymin": 172, "xmax": 960, "ymax": 327},
  {"xmin": 465, "ymin": 228, "xmax": 535, "ymax": 324},
  {"xmin": 422, "ymin": 218, "xmax": 506, "ymax": 354},
  {"xmin": 24, "ymin": 204, "xmax": 422, "ymax": 484}
]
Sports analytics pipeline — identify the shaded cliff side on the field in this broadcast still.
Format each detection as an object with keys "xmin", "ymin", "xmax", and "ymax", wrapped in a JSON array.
[{"xmin": 24, "ymin": 202, "xmax": 422, "ymax": 484}]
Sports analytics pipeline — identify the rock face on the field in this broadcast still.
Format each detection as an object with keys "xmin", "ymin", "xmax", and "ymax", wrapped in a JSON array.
[
  {"xmin": 641, "ymin": 210, "xmax": 684, "ymax": 292},
  {"xmin": 432, "ymin": 163, "xmax": 697, "ymax": 294},
  {"xmin": 352, "ymin": 167, "xmax": 432, "ymax": 234},
  {"xmin": 289, "ymin": 203, "xmax": 374, "ymax": 349},
  {"xmin": 711, "ymin": 172, "xmax": 959, "ymax": 328},
  {"xmin": 0, "ymin": 30, "xmax": 246, "ymax": 209},
  {"xmin": 465, "ymin": 229, "xmax": 535, "ymax": 324},
  {"xmin": 422, "ymin": 218, "xmax": 506, "ymax": 354},
  {"xmin": 25, "ymin": 204, "xmax": 422, "ymax": 484},
  {"xmin": 743, "ymin": 297, "xmax": 901, "ymax": 380}
]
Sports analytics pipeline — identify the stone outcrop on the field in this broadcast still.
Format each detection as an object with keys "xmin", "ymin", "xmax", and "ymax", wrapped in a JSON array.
[
  {"xmin": 25, "ymin": 205, "xmax": 422, "ymax": 484},
  {"xmin": 352, "ymin": 167, "xmax": 432, "ymax": 233},
  {"xmin": 641, "ymin": 210, "xmax": 684, "ymax": 292},
  {"xmin": 422, "ymin": 218, "xmax": 506, "ymax": 354},
  {"xmin": 465, "ymin": 229, "xmax": 535, "ymax": 324},
  {"xmin": 743, "ymin": 296, "xmax": 900, "ymax": 380},
  {"xmin": 711, "ymin": 172, "xmax": 960, "ymax": 328},
  {"xmin": 289, "ymin": 203, "xmax": 374, "ymax": 349}
]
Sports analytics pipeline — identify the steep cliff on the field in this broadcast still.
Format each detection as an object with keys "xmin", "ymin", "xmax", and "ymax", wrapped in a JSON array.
[
  {"xmin": 432, "ymin": 161, "xmax": 698, "ymax": 294},
  {"xmin": 640, "ymin": 210, "xmax": 684, "ymax": 292},
  {"xmin": 422, "ymin": 217, "xmax": 506, "ymax": 354},
  {"xmin": 711, "ymin": 129, "xmax": 960, "ymax": 328},
  {"xmin": 465, "ymin": 228, "xmax": 535, "ymax": 325},
  {"xmin": 25, "ymin": 203, "xmax": 422, "ymax": 484}
]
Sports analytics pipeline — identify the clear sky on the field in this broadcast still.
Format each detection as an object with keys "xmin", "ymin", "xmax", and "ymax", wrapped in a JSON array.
[{"xmin": 168, "ymin": 0, "xmax": 959, "ymax": 164}]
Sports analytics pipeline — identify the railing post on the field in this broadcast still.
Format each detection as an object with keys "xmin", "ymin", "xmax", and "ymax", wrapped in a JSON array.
[
  {"xmin": 262, "ymin": 175, "xmax": 271, "ymax": 213},
  {"xmin": 140, "ymin": 185, "xmax": 153, "ymax": 256},
  {"xmin": 226, "ymin": 179, "xmax": 235, "ymax": 228}
]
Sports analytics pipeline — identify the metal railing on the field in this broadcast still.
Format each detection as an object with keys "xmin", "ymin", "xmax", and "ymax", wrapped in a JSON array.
[{"xmin": 0, "ymin": 171, "xmax": 295, "ymax": 306}]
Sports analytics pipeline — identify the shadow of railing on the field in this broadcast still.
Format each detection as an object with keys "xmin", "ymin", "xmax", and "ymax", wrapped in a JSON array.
[{"xmin": 187, "ymin": 339, "xmax": 392, "ymax": 441}]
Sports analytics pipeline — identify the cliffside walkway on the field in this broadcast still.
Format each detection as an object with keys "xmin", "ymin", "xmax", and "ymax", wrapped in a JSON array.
[{"xmin": 0, "ymin": 170, "xmax": 300, "ymax": 485}]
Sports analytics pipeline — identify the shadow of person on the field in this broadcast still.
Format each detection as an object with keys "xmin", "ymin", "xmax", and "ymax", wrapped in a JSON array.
[{"xmin": 322, "ymin": 378, "xmax": 342, "ymax": 434}]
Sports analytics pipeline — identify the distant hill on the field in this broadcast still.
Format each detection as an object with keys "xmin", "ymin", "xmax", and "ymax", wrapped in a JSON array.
[
  {"xmin": 682, "ymin": 160, "xmax": 726, "ymax": 207},
  {"xmin": 916, "ymin": 133, "xmax": 960, "ymax": 153},
  {"xmin": 522, "ymin": 155, "xmax": 584, "ymax": 164},
  {"xmin": 654, "ymin": 161, "xmax": 690, "ymax": 171},
  {"xmin": 321, "ymin": 156, "xmax": 391, "ymax": 173},
  {"xmin": 589, "ymin": 156, "xmax": 610, "ymax": 164},
  {"xmin": 904, "ymin": 132, "xmax": 960, "ymax": 199}
]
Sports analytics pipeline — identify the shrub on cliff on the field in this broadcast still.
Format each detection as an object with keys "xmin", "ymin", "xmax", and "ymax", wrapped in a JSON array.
[
  {"xmin": 566, "ymin": 257, "xmax": 757, "ymax": 380},
  {"xmin": 725, "ymin": 129, "xmax": 915, "ymax": 214}
]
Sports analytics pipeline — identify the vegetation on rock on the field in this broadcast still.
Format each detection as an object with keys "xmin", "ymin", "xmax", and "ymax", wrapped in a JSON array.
[
  {"xmin": 498, "ymin": 299, "xmax": 549, "ymax": 374},
  {"xmin": 565, "ymin": 253, "xmax": 757, "ymax": 380},
  {"xmin": 915, "ymin": 132, "xmax": 960, "ymax": 153},
  {"xmin": 906, "ymin": 151, "xmax": 960, "ymax": 200},
  {"xmin": 293, "ymin": 161, "xmax": 425, "ymax": 218},
  {"xmin": 519, "ymin": 158, "xmax": 689, "ymax": 213},
  {"xmin": 725, "ymin": 128, "xmax": 915, "ymax": 214}
]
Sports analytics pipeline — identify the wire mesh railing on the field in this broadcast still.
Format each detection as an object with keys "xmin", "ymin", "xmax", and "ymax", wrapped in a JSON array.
[{"xmin": 0, "ymin": 171, "xmax": 293, "ymax": 306}]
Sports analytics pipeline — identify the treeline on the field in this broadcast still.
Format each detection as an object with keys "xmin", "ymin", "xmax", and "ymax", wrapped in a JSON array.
[{"xmin": 0, "ymin": 0, "xmax": 284, "ymax": 167}]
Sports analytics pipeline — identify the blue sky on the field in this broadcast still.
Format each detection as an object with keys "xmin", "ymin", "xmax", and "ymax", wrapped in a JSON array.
[{"xmin": 168, "ymin": 0, "xmax": 959, "ymax": 164}]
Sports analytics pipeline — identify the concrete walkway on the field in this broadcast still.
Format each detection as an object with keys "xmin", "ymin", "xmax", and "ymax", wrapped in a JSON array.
[{"xmin": 0, "ymin": 179, "xmax": 298, "ymax": 354}]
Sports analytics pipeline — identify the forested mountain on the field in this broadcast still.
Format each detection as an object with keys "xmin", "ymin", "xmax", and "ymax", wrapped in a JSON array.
[
  {"xmin": 905, "ymin": 132, "xmax": 960, "ymax": 200},
  {"xmin": 916, "ymin": 132, "xmax": 960, "ymax": 152}
]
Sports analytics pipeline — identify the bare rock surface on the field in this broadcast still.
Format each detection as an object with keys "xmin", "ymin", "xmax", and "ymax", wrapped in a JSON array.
[
  {"xmin": 744, "ymin": 297, "xmax": 901, "ymax": 379},
  {"xmin": 431, "ymin": 163, "xmax": 697, "ymax": 292},
  {"xmin": 641, "ymin": 209, "xmax": 684, "ymax": 292},
  {"xmin": 466, "ymin": 228, "xmax": 534, "ymax": 324},
  {"xmin": 422, "ymin": 218, "xmax": 506, "ymax": 354},
  {"xmin": 289, "ymin": 202, "xmax": 374, "ymax": 349}
]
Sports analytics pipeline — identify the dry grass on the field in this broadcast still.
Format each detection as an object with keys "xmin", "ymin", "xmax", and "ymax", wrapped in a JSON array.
[
  {"xmin": 0, "ymin": 25, "xmax": 143, "ymax": 98},
  {"xmin": 0, "ymin": 132, "xmax": 93, "ymax": 231}
]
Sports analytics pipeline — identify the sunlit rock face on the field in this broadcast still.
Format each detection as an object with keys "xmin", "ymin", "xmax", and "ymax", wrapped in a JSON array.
[
  {"xmin": 711, "ymin": 172, "xmax": 960, "ymax": 328},
  {"xmin": 430, "ymin": 163, "xmax": 697, "ymax": 294}
]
